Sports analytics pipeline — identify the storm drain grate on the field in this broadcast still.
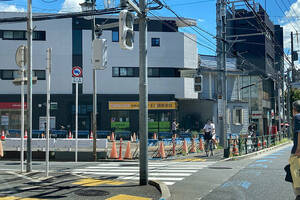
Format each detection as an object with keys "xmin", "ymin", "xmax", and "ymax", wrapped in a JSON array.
[
  {"xmin": 74, "ymin": 189, "xmax": 110, "ymax": 197},
  {"xmin": 209, "ymin": 166, "xmax": 232, "ymax": 170}
]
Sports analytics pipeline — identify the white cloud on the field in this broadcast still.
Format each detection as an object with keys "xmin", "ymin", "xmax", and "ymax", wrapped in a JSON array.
[
  {"xmin": 198, "ymin": 18, "xmax": 205, "ymax": 23},
  {"xmin": 0, "ymin": 4, "xmax": 25, "ymax": 12},
  {"xmin": 282, "ymin": 0, "xmax": 300, "ymax": 51},
  {"xmin": 59, "ymin": 0, "xmax": 85, "ymax": 13}
]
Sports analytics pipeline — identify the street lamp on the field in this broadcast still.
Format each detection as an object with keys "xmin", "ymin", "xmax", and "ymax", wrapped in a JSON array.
[{"xmin": 80, "ymin": 0, "xmax": 97, "ymax": 161}]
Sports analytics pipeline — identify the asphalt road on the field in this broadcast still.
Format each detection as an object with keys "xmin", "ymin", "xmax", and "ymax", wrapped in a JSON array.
[
  {"xmin": 0, "ymin": 144, "xmax": 294, "ymax": 200},
  {"xmin": 169, "ymin": 143, "xmax": 295, "ymax": 200}
]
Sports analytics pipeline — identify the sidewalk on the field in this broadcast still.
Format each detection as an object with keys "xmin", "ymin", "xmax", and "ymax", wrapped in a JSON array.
[{"xmin": 0, "ymin": 171, "xmax": 161, "ymax": 200}]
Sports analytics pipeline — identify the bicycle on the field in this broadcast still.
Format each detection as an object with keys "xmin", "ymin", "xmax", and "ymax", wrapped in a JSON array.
[{"xmin": 204, "ymin": 138, "xmax": 214, "ymax": 157}]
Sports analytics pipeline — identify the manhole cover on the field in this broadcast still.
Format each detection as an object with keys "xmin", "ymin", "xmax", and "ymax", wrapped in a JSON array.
[
  {"xmin": 209, "ymin": 166, "xmax": 232, "ymax": 169},
  {"xmin": 74, "ymin": 189, "xmax": 110, "ymax": 197}
]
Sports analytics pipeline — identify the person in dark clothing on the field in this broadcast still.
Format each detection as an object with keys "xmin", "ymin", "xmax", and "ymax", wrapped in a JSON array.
[
  {"xmin": 291, "ymin": 100, "xmax": 300, "ymax": 156},
  {"xmin": 286, "ymin": 100, "xmax": 300, "ymax": 198}
]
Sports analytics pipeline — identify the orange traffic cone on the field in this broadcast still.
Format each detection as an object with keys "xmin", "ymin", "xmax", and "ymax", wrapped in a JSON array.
[
  {"xmin": 111, "ymin": 132, "xmax": 115, "ymax": 141},
  {"xmin": 199, "ymin": 138, "xmax": 204, "ymax": 151},
  {"xmin": 118, "ymin": 138, "xmax": 123, "ymax": 160},
  {"xmin": 190, "ymin": 138, "xmax": 196, "ymax": 153},
  {"xmin": 89, "ymin": 131, "xmax": 93, "ymax": 139},
  {"xmin": 110, "ymin": 141, "xmax": 118, "ymax": 159},
  {"xmin": 158, "ymin": 141, "xmax": 166, "ymax": 158},
  {"xmin": 257, "ymin": 138, "xmax": 261, "ymax": 148},
  {"xmin": 68, "ymin": 131, "xmax": 72, "ymax": 139},
  {"xmin": 153, "ymin": 132, "xmax": 157, "ymax": 140},
  {"xmin": 124, "ymin": 141, "xmax": 132, "ymax": 159},
  {"xmin": 182, "ymin": 139, "xmax": 188, "ymax": 155},
  {"xmin": 132, "ymin": 132, "xmax": 136, "ymax": 142},
  {"xmin": 24, "ymin": 130, "xmax": 28, "ymax": 139},
  {"xmin": 233, "ymin": 140, "xmax": 239, "ymax": 156},
  {"xmin": 262, "ymin": 138, "xmax": 266, "ymax": 148},
  {"xmin": 1, "ymin": 130, "xmax": 5, "ymax": 141}
]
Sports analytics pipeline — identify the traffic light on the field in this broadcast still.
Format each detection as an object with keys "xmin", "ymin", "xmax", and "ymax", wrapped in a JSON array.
[
  {"xmin": 119, "ymin": 10, "xmax": 134, "ymax": 50},
  {"xmin": 194, "ymin": 75, "xmax": 203, "ymax": 93},
  {"xmin": 92, "ymin": 38, "xmax": 107, "ymax": 70}
]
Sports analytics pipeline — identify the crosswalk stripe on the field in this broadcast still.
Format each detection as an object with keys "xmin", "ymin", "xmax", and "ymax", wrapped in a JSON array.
[
  {"xmin": 71, "ymin": 161, "xmax": 217, "ymax": 186},
  {"xmin": 73, "ymin": 169, "xmax": 198, "ymax": 173},
  {"xmin": 120, "ymin": 177, "xmax": 184, "ymax": 181}
]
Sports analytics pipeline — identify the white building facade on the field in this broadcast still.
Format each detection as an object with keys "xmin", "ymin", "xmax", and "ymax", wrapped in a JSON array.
[{"xmin": 0, "ymin": 12, "xmax": 198, "ymax": 134}]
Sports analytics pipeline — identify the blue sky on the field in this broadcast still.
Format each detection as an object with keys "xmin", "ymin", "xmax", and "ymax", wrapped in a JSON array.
[{"xmin": 0, "ymin": 0, "xmax": 299, "ymax": 56}]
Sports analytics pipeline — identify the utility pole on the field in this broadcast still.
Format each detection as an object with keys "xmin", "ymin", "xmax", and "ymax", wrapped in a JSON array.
[
  {"xmin": 139, "ymin": 0, "xmax": 148, "ymax": 185},
  {"xmin": 277, "ymin": 73, "xmax": 281, "ymax": 134},
  {"xmin": 216, "ymin": 0, "xmax": 227, "ymax": 153},
  {"xmin": 92, "ymin": 0, "xmax": 97, "ymax": 162},
  {"xmin": 287, "ymin": 32, "xmax": 294, "ymax": 138},
  {"xmin": 46, "ymin": 48, "xmax": 51, "ymax": 177},
  {"xmin": 26, "ymin": 0, "xmax": 33, "ymax": 172}
]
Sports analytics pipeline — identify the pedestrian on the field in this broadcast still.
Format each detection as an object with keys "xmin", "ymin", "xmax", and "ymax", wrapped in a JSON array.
[
  {"xmin": 0, "ymin": 139, "xmax": 3, "ymax": 158},
  {"xmin": 172, "ymin": 119, "xmax": 179, "ymax": 137},
  {"xmin": 285, "ymin": 100, "xmax": 300, "ymax": 198}
]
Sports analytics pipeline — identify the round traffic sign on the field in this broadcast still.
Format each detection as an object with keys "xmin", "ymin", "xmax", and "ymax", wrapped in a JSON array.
[{"xmin": 72, "ymin": 66, "xmax": 82, "ymax": 77}]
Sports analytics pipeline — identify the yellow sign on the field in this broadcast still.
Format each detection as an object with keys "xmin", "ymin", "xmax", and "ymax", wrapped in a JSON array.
[
  {"xmin": 72, "ymin": 178, "xmax": 126, "ymax": 186},
  {"xmin": 106, "ymin": 194, "xmax": 152, "ymax": 200},
  {"xmin": 109, "ymin": 101, "xmax": 177, "ymax": 110}
]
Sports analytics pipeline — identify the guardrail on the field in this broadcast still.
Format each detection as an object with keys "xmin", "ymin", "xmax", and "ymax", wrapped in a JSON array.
[
  {"xmin": 2, "ymin": 138, "xmax": 108, "ymax": 151},
  {"xmin": 227, "ymin": 132, "xmax": 289, "ymax": 157}
]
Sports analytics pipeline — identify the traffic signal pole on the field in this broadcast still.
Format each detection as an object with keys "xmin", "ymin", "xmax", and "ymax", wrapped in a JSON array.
[
  {"xmin": 26, "ymin": 0, "xmax": 33, "ymax": 172},
  {"xmin": 139, "ymin": 0, "xmax": 148, "ymax": 186}
]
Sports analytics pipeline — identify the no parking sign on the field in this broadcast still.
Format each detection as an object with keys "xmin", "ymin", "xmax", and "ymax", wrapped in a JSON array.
[{"xmin": 72, "ymin": 66, "xmax": 83, "ymax": 83}]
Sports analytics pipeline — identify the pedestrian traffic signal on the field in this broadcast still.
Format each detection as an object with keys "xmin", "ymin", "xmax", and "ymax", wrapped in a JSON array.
[
  {"xmin": 119, "ymin": 10, "xmax": 134, "ymax": 50},
  {"xmin": 92, "ymin": 38, "xmax": 108, "ymax": 70},
  {"xmin": 194, "ymin": 75, "xmax": 203, "ymax": 93}
]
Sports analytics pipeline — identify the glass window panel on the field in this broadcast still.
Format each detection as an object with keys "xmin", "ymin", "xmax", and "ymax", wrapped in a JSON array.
[
  {"xmin": 151, "ymin": 38, "xmax": 160, "ymax": 47},
  {"xmin": 112, "ymin": 67, "xmax": 119, "ymax": 77},
  {"xmin": 13, "ymin": 31, "xmax": 25, "ymax": 39},
  {"xmin": 127, "ymin": 68, "xmax": 134, "ymax": 76},
  {"xmin": 112, "ymin": 30, "xmax": 119, "ymax": 42},
  {"xmin": 34, "ymin": 70, "xmax": 46, "ymax": 80},
  {"xmin": 1, "ymin": 70, "xmax": 14, "ymax": 80},
  {"xmin": 120, "ymin": 68, "xmax": 127, "ymax": 76},
  {"xmin": 3, "ymin": 31, "xmax": 13, "ymax": 39},
  {"xmin": 159, "ymin": 68, "xmax": 175, "ymax": 77}
]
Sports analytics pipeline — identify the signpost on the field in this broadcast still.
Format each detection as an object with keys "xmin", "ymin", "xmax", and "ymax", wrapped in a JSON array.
[
  {"xmin": 72, "ymin": 66, "xmax": 82, "ymax": 162},
  {"xmin": 15, "ymin": 45, "xmax": 26, "ymax": 173}
]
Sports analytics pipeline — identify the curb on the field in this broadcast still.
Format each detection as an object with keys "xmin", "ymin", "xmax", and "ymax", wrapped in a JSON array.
[
  {"xmin": 149, "ymin": 180, "xmax": 171, "ymax": 200},
  {"xmin": 221, "ymin": 141, "xmax": 292, "ymax": 161}
]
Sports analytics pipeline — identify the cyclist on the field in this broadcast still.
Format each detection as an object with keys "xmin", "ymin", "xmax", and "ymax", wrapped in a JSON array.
[{"xmin": 203, "ymin": 120, "xmax": 215, "ymax": 156}]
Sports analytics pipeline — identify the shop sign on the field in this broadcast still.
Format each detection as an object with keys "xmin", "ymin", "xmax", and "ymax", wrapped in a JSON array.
[
  {"xmin": 109, "ymin": 101, "xmax": 177, "ymax": 110},
  {"xmin": 111, "ymin": 122, "xmax": 130, "ymax": 130},
  {"xmin": 0, "ymin": 102, "xmax": 27, "ymax": 109},
  {"xmin": 1, "ymin": 115, "xmax": 9, "ymax": 126},
  {"xmin": 251, "ymin": 111, "xmax": 262, "ymax": 119}
]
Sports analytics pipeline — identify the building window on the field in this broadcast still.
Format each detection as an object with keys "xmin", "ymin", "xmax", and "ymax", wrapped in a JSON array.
[
  {"xmin": 112, "ymin": 67, "xmax": 119, "ymax": 77},
  {"xmin": 3, "ymin": 31, "xmax": 13, "ymax": 39},
  {"xmin": 112, "ymin": 67, "xmax": 180, "ymax": 78},
  {"xmin": 148, "ymin": 68, "xmax": 159, "ymax": 77},
  {"xmin": 0, "ymin": 69, "xmax": 46, "ymax": 80},
  {"xmin": 112, "ymin": 30, "xmax": 119, "ymax": 42},
  {"xmin": 0, "ymin": 70, "xmax": 14, "ymax": 80},
  {"xmin": 34, "ymin": 70, "xmax": 46, "ymax": 80},
  {"xmin": 233, "ymin": 108, "xmax": 243, "ymax": 125},
  {"xmin": 151, "ymin": 38, "xmax": 160, "ymax": 47},
  {"xmin": 112, "ymin": 67, "xmax": 138, "ymax": 77},
  {"xmin": 2, "ymin": 30, "xmax": 46, "ymax": 40}
]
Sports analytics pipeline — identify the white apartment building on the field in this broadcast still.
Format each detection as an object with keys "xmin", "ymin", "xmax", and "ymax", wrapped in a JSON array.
[{"xmin": 0, "ymin": 12, "xmax": 198, "ymax": 134}]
